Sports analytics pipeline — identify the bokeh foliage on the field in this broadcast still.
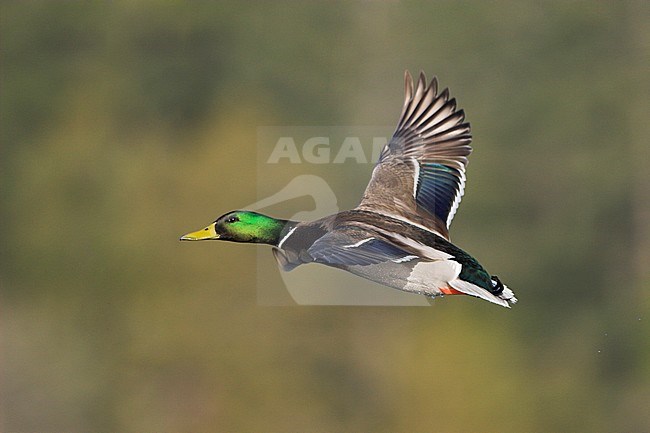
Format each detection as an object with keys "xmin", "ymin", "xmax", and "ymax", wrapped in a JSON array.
[{"xmin": 1, "ymin": 2, "xmax": 649, "ymax": 432}]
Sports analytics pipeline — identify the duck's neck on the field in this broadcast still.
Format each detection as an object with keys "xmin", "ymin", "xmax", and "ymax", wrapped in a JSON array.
[
  {"xmin": 272, "ymin": 219, "xmax": 298, "ymax": 247},
  {"xmin": 245, "ymin": 214, "xmax": 297, "ymax": 246}
]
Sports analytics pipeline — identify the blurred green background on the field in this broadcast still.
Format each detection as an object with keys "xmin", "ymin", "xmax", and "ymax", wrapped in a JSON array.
[{"xmin": 2, "ymin": 2, "xmax": 649, "ymax": 432}]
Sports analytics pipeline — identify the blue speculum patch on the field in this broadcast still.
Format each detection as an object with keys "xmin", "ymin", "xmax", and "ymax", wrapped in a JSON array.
[{"xmin": 415, "ymin": 162, "xmax": 461, "ymax": 224}]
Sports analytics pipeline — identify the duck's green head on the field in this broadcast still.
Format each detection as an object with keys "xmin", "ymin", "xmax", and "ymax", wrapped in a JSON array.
[{"xmin": 180, "ymin": 211, "xmax": 289, "ymax": 245}]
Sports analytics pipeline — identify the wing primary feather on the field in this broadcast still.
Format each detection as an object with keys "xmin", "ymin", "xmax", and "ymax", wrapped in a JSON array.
[
  {"xmin": 396, "ymin": 70, "xmax": 415, "ymax": 129},
  {"xmin": 399, "ymin": 73, "xmax": 428, "ymax": 130},
  {"xmin": 401, "ymin": 81, "xmax": 437, "ymax": 133}
]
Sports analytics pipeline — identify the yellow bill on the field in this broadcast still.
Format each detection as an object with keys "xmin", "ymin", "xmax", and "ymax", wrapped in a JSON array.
[{"xmin": 180, "ymin": 222, "xmax": 219, "ymax": 241}]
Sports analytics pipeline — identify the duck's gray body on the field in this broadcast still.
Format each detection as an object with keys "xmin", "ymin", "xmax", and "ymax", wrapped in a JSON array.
[{"xmin": 273, "ymin": 210, "xmax": 515, "ymax": 307}]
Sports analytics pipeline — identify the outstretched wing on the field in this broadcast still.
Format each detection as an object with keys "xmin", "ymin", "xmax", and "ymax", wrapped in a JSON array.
[{"xmin": 358, "ymin": 71, "xmax": 472, "ymax": 240}]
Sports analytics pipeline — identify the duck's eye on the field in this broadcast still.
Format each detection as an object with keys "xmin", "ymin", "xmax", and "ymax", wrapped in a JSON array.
[{"xmin": 226, "ymin": 216, "xmax": 239, "ymax": 223}]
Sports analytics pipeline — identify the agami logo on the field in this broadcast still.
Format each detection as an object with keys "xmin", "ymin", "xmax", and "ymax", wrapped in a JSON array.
[{"xmin": 266, "ymin": 136, "xmax": 388, "ymax": 164}]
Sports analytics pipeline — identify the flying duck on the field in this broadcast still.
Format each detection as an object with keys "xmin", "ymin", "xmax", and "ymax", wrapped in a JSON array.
[{"xmin": 181, "ymin": 71, "xmax": 517, "ymax": 307}]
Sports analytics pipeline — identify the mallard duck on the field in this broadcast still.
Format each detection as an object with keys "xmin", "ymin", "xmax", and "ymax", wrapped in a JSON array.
[{"xmin": 181, "ymin": 71, "xmax": 517, "ymax": 307}]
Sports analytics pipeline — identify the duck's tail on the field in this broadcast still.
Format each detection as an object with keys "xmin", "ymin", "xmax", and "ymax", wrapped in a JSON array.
[{"xmin": 448, "ymin": 278, "xmax": 518, "ymax": 308}]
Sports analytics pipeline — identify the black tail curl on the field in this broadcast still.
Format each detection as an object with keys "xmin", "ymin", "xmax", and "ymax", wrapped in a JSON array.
[{"xmin": 490, "ymin": 275, "xmax": 504, "ymax": 295}]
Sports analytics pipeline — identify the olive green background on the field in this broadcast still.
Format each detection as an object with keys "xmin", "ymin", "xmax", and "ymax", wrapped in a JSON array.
[{"xmin": 1, "ymin": 2, "xmax": 648, "ymax": 432}]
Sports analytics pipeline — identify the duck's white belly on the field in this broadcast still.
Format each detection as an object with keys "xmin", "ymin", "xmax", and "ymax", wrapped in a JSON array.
[
  {"xmin": 342, "ymin": 258, "xmax": 461, "ymax": 297},
  {"xmin": 402, "ymin": 260, "xmax": 461, "ymax": 295}
]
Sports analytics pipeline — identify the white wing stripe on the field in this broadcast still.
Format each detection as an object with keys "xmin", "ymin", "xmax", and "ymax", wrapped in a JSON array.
[
  {"xmin": 446, "ymin": 168, "xmax": 466, "ymax": 228},
  {"xmin": 343, "ymin": 237, "xmax": 375, "ymax": 249},
  {"xmin": 392, "ymin": 255, "xmax": 418, "ymax": 263},
  {"xmin": 411, "ymin": 158, "xmax": 420, "ymax": 198}
]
